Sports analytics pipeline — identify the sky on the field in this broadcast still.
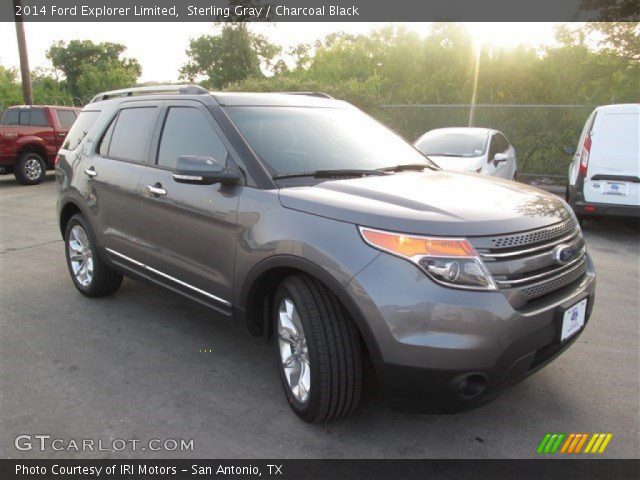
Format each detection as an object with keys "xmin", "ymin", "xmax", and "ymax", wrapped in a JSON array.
[{"xmin": 0, "ymin": 22, "xmax": 561, "ymax": 82}]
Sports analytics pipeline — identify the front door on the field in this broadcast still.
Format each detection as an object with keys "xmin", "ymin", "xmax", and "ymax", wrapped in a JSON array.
[{"xmin": 135, "ymin": 100, "xmax": 242, "ymax": 313}]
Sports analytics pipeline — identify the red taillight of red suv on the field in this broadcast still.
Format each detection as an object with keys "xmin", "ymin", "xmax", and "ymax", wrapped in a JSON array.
[{"xmin": 579, "ymin": 133, "xmax": 591, "ymax": 176}]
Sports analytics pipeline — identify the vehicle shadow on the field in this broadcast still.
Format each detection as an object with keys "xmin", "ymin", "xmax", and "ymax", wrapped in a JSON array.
[{"xmin": 0, "ymin": 171, "xmax": 56, "ymax": 190}]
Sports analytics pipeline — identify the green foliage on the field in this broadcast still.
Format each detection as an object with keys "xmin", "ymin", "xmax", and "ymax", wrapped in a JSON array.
[
  {"xmin": 46, "ymin": 39, "xmax": 141, "ymax": 100},
  {"xmin": 228, "ymin": 23, "xmax": 638, "ymax": 176},
  {"xmin": 0, "ymin": 66, "xmax": 22, "ymax": 109},
  {"xmin": 180, "ymin": 24, "xmax": 279, "ymax": 89}
]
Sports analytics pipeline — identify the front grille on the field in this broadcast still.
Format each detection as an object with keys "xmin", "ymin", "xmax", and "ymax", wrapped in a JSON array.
[
  {"xmin": 472, "ymin": 218, "xmax": 588, "ymax": 308},
  {"xmin": 487, "ymin": 218, "xmax": 577, "ymax": 249},
  {"xmin": 520, "ymin": 258, "xmax": 588, "ymax": 300}
]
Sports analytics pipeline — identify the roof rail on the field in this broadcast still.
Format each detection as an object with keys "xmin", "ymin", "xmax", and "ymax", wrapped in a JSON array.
[
  {"xmin": 282, "ymin": 92, "xmax": 334, "ymax": 99},
  {"xmin": 90, "ymin": 85, "xmax": 208, "ymax": 103}
]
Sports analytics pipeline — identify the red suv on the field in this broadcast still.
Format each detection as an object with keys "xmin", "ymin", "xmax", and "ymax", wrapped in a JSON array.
[{"xmin": 0, "ymin": 105, "xmax": 80, "ymax": 185}]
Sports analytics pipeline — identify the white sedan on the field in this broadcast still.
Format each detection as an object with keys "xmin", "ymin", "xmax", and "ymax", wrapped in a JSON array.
[{"xmin": 414, "ymin": 127, "xmax": 517, "ymax": 180}]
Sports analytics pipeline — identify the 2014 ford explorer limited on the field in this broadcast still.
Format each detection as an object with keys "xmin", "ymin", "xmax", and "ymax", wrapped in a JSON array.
[{"xmin": 56, "ymin": 86, "xmax": 596, "ymax": 422}]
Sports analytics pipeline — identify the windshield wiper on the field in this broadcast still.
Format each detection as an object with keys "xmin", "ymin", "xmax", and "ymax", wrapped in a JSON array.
[
  {"xmin": 378, "ymin": 163, "xmax": 437, "ymax": 172},
  {"xmin": 424, "ymin": 153, "xmax": 465, "ymax": 157},
  {"xmin": 273, "ymin": 169, "xmax": 388, "ymax": 180}
]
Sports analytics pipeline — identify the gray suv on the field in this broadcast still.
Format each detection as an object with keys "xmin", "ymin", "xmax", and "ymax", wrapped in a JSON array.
[{"xmin": 56, "ymin": 86, "xmax": 596, "ymax": 422}]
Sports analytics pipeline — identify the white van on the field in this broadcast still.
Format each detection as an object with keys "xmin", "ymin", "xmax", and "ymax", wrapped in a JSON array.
[{"xmin": 567, "ymin": 104, "xmax": 640, "ymax": 220}]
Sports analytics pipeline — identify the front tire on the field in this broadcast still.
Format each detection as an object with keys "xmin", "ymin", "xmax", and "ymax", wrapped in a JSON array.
[
  {"xmin": 64, "ymin": 214, "xmax": 123, "ymax": 297},
  {"xmin": 14, "ymin": 151, "xmax": 46, "ymax": 185},
  {"xmin": 273, "ymin": 275, "xmax": 363, "ymax": 423}
]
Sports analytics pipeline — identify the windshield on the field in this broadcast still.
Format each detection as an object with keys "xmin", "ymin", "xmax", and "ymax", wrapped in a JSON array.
[
  {"xmin": 225, "ymin": 106, "xmax": 431, "ymax": 176},
  {"xmin": 415, "ymin": 130, "xmax": 488, "ymax": 157}
]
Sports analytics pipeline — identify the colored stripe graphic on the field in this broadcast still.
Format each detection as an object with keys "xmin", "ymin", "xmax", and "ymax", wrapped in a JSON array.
[
  {"xmin": 538, "ymin": 433, "xmax": 613, "ymax": 454},
  {"xmin": 537, "ymin": 433, "xmax": 565, "ymax": 453}
]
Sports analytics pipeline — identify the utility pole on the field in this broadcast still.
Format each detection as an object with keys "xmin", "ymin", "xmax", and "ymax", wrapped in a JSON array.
[
  {"xmin": 13, "ymin": 0, "xmax": 33, "ymax": 105},
  {"xmin": 468, "ymin": 43, "xmax": 481, "ymax": 128}
]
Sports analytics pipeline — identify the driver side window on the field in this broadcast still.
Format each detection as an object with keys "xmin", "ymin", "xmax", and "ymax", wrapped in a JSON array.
[
  {"xmin": 489, "ymin": 133, "xmax": 508, "ymax": 159},
  {"xmin": 157, "ymin": 107, "xmax": 227, "ymax": 169}
]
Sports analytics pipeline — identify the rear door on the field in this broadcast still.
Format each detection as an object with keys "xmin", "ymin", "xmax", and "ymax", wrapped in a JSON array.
[
  {"xmin": 134, "ymin": 100, "xmax": 242, "ymax": 313},
  {"xmin": 89, "ymin": 101, "xmax": 162, "ymax": 260},
  {"xmin": 584, "ymin": 106, "xmax": 640, "ymax": 206}
]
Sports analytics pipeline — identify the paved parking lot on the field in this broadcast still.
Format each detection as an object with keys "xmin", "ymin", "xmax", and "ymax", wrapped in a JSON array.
[{"xmin": 1, "ymin": 173, "xmax": 639, "ymax": 459}]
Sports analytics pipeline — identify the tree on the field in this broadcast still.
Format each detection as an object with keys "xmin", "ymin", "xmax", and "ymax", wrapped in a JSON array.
[
  {"xmin": 587, "ymin": 22, "xmax": 640, "ymax": 61},
  {"xmin": 180, "ymin": 24, "xmax": 279, "ymax": 89},
  {"xmin": 47, "ymin": 40, "xmax": 141, "ymax": 100},
  {"xmin": 0, "ymin": 65, "xmax": 23, "ymax": 109}
]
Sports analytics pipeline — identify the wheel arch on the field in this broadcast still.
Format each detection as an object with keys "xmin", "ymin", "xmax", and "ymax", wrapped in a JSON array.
[
  {"xmin": 58, "ymin": 200, "xmax": 84, "ymax": 237},
  {"xmin": 17, "ymin": 141, "xmax": 49, "ymax": 164},
  {"xmin": 238, "ymin": 255, "xmax": 382, "ymax": 362}
]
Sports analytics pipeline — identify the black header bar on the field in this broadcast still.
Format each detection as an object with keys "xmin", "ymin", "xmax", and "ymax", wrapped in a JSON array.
[{"xmin": 2, "ymin": 0, "xmax": 639, "ymax": 22}]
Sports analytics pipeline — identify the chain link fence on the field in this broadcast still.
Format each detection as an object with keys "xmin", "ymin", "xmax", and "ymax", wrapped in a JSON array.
[
  {"xmin": 377, "ymin": 104, "xmax": 595, "ymax": 180},
  {"xmin": 1, "ymin": 98, "xmax": 593, "ymax": 181},
  {"xmin": 0, "ymin": 96, "xmax": 89, "ymax": 119}
]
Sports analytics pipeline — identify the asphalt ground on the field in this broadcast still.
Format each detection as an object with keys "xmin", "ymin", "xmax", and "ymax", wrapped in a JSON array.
[{"xmin": 1, "ymin": 173, "xmax": 638, "ymax": 459}]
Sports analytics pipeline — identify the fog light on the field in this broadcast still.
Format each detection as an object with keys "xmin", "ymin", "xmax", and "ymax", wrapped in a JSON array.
[{"xmin": 458, "ymin": 374, "xmax": 487, "ymax": 399}]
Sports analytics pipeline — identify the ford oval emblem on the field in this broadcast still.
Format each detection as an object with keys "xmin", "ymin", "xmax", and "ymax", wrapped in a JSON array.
[{"xmin": 553, "ymin": 244, "xmax": 576, "ymax": 265}]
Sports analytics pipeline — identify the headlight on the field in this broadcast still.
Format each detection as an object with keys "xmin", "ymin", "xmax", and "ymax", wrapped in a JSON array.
[{"xmin": 359, "ymin": 227, "xmax": 497, "ymax": 291}]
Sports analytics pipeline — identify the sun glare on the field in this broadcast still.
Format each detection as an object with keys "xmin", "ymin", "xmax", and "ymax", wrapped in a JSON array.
[{"xmin": 462, "ymin": 22, "xmax": 559, "ymax": 49}]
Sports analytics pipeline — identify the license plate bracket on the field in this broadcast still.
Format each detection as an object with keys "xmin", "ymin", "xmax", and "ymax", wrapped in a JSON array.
[
  {"xmin": 558, "ymin": 298, "xmax": 588, "ymax": 342},
  {"xmin": 602, "ymin": 181, "xmax": 628, "ymax": 196}
]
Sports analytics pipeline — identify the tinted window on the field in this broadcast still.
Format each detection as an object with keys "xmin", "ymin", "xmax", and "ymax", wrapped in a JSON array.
[
  {"xmin": 56, "ymin": 109, "xmax": 77, "ymax": 129},
  {"xmin": 495, "ymin": 133, "xmax": 509, "ymax": 152},
  {"xmin": 1, "ymin": 109, "xmax": 19, "ymax": 125},
  {"xmin": 30, "ymin": 108, "xmax": 47, "ymax": 126},
  {"xmin": 226, "ymin": 106, "xmax": 429, "ymax": 175},
  {"xmin": 107, "ymin": 107, "xmax": 157, "ymax": 163},
  {"xmin": 157, "ymin": 107, "xmax": 227, "ymax": 169},
  {"xmin": 415, "ymin": 130, "xmax": 488, "ymax": 157},
  {"xmin": 489, "ymin": 133, "xmax": 509, "ymax": 158},
  {"xmin": 19, "ymin": 110, "xmax": 30, "ymax": 125},
  {"xmin": 98, "ymin": 115, "xmax": 117, "ymax": 156},
  {"xmin": 62, "ymin": 110, "xmax": 101, "ymax": 150}
]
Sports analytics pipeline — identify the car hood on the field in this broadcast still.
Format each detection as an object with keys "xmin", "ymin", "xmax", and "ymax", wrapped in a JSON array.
[
  {"xmin": 428, "ymin": 155, "xmax": 484, "ymax": 172},
  {"xmin": 278, "ymin": 171, "xmax": 571, "ymax": 237}
]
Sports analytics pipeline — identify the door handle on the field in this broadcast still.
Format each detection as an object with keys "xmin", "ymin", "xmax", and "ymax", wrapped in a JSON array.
[
  {"xmin": 84, "ymin": 167, "xmax": 98, "ymax": 178},
  {"xmin": 146, "ymin": 184, "xmax": 167, "ymax": 196}
]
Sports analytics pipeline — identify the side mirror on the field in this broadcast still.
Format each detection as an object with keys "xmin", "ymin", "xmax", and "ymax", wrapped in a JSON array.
[
  {"xmin": 493, "ymin": 152, "xmax": 508, "ymax": 163},
  {"xmin": 172, "ymin": 155, "xmax": 241, "ymax": 185},
  {"xmin": 563, "ymin": 146, "xmax": 576, "ymax": 155}
]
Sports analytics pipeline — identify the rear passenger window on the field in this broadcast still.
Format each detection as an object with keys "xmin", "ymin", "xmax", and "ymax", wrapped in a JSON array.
[
  {"xmin": 30, "ymin": 108, "xmax": 48, "ymax": 126},
  {"xmin": 19, "ymin": 110, "xmax": 30, "ymax": 125},
  {"xmin": 63, "ymin": 110, "xmax": 101, "ymax": 150},
  {"xmin": 1, "ymin": 109, "xmax": 19, "ymax": 125},
  {"xmin": 157, "ymin": 107, "xmax": 227, "ymax": 169},
  {"xmin": 106, "ymin": 107, "xmax": 157, "ymax": 163},
  {"xmin": 56, "ymin": 109, "xmax": 77, "ymax": 129}
]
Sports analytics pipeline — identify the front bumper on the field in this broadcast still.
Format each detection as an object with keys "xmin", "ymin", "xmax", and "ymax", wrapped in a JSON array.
[{"xmin": 347, "ymin": 252, "xmax": 596, "ymax": 413}]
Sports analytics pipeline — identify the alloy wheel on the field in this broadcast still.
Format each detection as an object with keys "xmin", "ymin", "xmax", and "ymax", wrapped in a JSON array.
[
  {"xmin": 277, "ymin": 297, "xmax": 311, "ymax": 404},
  {"xmin": 68, "ymin": 225, "xmax": 94, "ymax": 287}
]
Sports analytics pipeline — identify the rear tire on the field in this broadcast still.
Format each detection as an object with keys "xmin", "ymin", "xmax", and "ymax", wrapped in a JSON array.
[
  {"xmin": 14, "ymin": 151, "xmax": 46, "ymax": 185},
  {"xmin": 273, "ymin": 275, "xmax": 363, "ymax": 423},
  {"xmin": 64, "ymin": 214, "xmax": 123, "ymax": 297}
]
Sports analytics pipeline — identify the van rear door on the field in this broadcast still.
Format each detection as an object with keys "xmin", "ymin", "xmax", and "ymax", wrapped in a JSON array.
[{"xmin": 584, "ymin": 105, "xmax": 640, "ymax": 207}]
